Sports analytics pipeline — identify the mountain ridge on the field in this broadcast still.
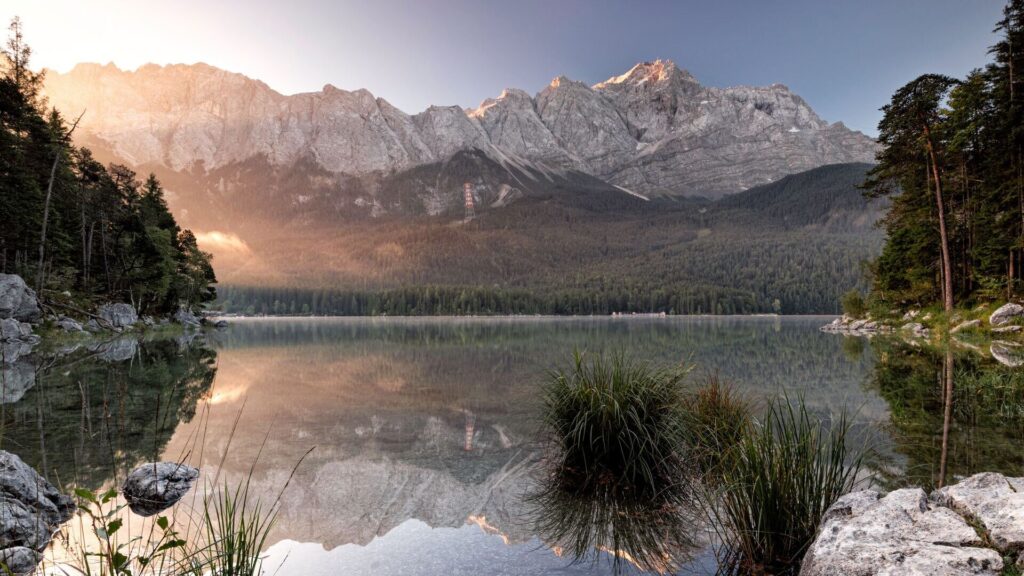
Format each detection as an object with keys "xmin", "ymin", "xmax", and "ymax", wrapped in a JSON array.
[{"xmin": 42, "ymin": 59, "xmax": 877, "ymax": 200}]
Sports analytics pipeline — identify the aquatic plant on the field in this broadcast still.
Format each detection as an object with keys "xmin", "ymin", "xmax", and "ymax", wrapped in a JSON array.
[
  {"xmin": 710, "ymin": 397, "xmax": 865, "ymax": 575},
  {"xmin": 541, "ymin": 350, "xmax": 691, "ymax": 496},
  {"xmin": 533, "ymin": 351, "xmax": 696, "ymax": 573},
  {"xmin": 682, "ymin": 374, "xmax": 753, "ymax": 479}
]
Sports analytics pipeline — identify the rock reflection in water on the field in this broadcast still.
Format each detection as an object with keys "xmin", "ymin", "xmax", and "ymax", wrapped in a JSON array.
[{"xmin": 0, "ymin": 335, "xmax": 217, "ymax": 489}]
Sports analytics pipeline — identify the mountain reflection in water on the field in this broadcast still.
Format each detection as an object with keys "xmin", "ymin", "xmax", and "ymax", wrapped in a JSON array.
[{"xmin": 1, "ymin": 317, "xmax": 1020, "ymax": 575}]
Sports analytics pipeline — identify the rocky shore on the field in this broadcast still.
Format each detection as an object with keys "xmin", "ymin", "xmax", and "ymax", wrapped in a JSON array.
[{"xmin": 802, "ymin": 472, "xmax": 1024, "ymax": 575}]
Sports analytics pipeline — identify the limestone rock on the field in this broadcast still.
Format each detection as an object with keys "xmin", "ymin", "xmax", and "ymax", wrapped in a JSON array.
[
  {"xmin": 0, "ymin": 450, "xmax": 75, "ymax": 574},
  {"xmin": 990, "ymin": 303, "xmax": 1024, "ymax": 327},
  {"xmin": 173, "ymin": 308, "xmax": 201, "ymax": 327},
  {"xmin": 97, "ymin": 303, "xmax": 138, "ymax": 329},
  {"xmin": 951, "ymin": 319, "xmax": 981, "ymax": 333},
  {"xmin": 0, "ymin": 546, "xmax": 42, "ymax": 575},
  {"xmin": 0, "ymin": 275, "xmax": 41, "ymax": 324},
  {"xmin": 122, "ymin": 462, "xmax": 199, "ymax": 517},
  {"xmin": 56, "ymin": 316, "xmax": 83, "ymax": 333},
  {"xmin": 932, "ymin": 472, "xmax": 1024, "ymax": 553},
  {"xmin": 992, "ymin": 342, "xmax": 1024, "ymax": 368},
  {"xmin": 0, "ymin": 319, "xmax": 35, "ymax": 343},
  {"xmin": 800, "ymin": 488, "xmax": 1002, "ymax": 576},
  {"xmin": 0, "ymin": 358, "xmax": 35, "ymax": 404}
]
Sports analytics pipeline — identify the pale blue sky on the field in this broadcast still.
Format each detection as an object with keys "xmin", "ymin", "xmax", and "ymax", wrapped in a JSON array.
[{"xmin": 3, "ymin": 0, "xmax": 1007, "ymax": 135}]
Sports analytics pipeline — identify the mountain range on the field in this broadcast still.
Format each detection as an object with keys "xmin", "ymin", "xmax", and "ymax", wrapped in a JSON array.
[{"xmin": 40, "ymin": 60, "xmax": 883, "ymax": 313}]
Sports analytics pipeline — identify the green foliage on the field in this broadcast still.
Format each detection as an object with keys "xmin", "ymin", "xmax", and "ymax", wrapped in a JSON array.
[
  {"xmin": 534, "ymin": 351, "xmax": 695, "ymax": 573},
  {"xmin": 682, "ymin": 375, "xmax": 753, "ymax": 478},
  {"xmin": 840, "ymin": 289, "xmax": 867, "ymax": 318},
  {"xmin": 710, "ymin": 398, "xmax": 866, "ymax": 575},
  {"xmin": 541, "ymin": 351, "xmax": 691, "ymax": 495},
  {"xmin": 0, "ymin": 21, "xmax": 215, "ymax": 314},
  {"xmin": 866, "ymin": 0, "xmax": 1024, "ymax": 308}
]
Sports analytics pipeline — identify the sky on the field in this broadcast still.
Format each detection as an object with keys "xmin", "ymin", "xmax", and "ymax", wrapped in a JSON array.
[{"xmin": 1, "ymin": 0, "xmax": 1008, "ymax": 136}]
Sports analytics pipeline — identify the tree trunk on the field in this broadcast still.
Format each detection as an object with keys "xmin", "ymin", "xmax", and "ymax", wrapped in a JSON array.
[
  {"xmin": 923, "ymin": 125, "xmax": 955, "ymax": 314},
  {"xmin": 938, "ymin": 346, "xmax": 954, "ymax": 488},
  {"xmin": 35, "ymin": 151, "xmax": 60, "ymax": 293}
]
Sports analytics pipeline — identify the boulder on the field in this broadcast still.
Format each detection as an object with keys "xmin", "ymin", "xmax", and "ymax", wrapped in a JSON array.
[
  {"xmin": 98, "ymin": 303, "xmax": 138, "ymax": 329},
  {"xmin": 122, "ymin": 462, "xmax": 200, "ymax": 517},
  {"xmin": 56, "ymin": 316, "xmax": 83, "ymax": 333},
  {"xmin": 0, "ymin": 359, "xmax": 36, "ymax": 404},
  {"xmin": 993, "ymin": 325, "xmax": 1022, "ymax": 334},
  {"xmin": 992, "ymin": 342, "xmax": 1024, "ymax": 368},
  {"xmin": 800, "ymin": 487, "xmax": 1003, "ymax": 576},
  {"xmin": 902, "ymin": 322, "xmax": 929, "ymax": 338},
  {"xmin": 0, "ymin": 546, "xmax": 42, "ymax": 575},
  {"xmin": 214, "ymin": 319, "xmax": 229, "ymax": 329},
  {"xmin": 951, "ymin": 319, "xmax": 981, "ymax": 334},
  {"xmin": 0, "ymin": 450, "xmax": 75, "ymax": 574},
  {"xmin": 0, "ymin": 275, "xmax": 41, "ymax": 324},
  {"xmin": 932, "ymin": 472, "xmax": 1024, "ymax": 553},
  {"xmin": 84, "ymin": 318, "xmax": 102, "ymax": 333},
  {"xmin": 990, "ymin": 303, "xmax": 1024, "ymax": 327},
  {"xmin": 173, "ymin": 308, "xmax": 201, "ymax": 327}
]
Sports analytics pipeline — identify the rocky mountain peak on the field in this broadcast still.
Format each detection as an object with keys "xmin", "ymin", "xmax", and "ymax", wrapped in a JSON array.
[{"xmin": 42, "ymin": 60, "xmax": 878, "ymax": 199}]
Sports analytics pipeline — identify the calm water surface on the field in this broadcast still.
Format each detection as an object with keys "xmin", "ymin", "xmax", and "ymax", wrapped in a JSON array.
[{"xmin": 3, "ymin": 316, "xmax": 1021, "ymax": 575}]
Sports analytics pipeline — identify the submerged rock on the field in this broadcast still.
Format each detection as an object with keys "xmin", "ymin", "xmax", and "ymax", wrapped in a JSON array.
[
  {"xmin": 88, "ymin": 337, "xmax": 139, "ymax": 363},
  {"xmin": 0, "ymin": 450, "xmax": 75, "ymax": 575},
  {"xmin": 122, "ymin": 462, "xmax": 200, "ymax": 517},
  {"xmin": 0, "ymin": 359, "xmax": 35, "ymax": 404},
  {"xmin": 989, "ymin": 303, "xmax": 1024, "ymax": 327},
  {"xmin": 0, "ymin": 275, "xmax": 41, "ymax": 324},
  {"xmin": 98, "ymin": 303, "xmax": 138, "ymax": 329}
]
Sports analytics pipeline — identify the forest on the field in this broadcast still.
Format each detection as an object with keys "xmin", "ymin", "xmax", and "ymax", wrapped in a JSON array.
[
  {"xmin": 0, "ymin": 19, "xmax": 216, "ymax": 316},
  {"xmin": 865, "ymin": 0, "xmax": 1024, "ymax": 311}
]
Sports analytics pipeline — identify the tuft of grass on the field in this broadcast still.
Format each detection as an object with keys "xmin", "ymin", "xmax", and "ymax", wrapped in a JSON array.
[
  {"xmin": 541, "ymin": 350, "xmax": 690, "ymax": 496},
  {"xmin": 710, "ymin": 397, "xmax": 866, "ymax": 575},
  {"xmin": 534, "ymin": 350, "xmax": 696, "ymax": 574},
  {"xmin": 683, "ymin": 374, "xmax": 753, "ymax": 479}
]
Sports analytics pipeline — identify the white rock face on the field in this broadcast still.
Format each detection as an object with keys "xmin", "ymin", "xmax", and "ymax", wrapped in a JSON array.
[
  {"xmin": 801, "ymin": 487, "xmax": 1004, "ymax": 576},
  {"xmin": 44, "ymin": 60, "xmax": 878, "ymax": 198}
]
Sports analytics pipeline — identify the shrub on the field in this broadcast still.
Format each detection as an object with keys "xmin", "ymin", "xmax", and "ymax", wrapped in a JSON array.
[{"xmin": 840, "ymin": 289, "xmax": 867, "ymax": 318}]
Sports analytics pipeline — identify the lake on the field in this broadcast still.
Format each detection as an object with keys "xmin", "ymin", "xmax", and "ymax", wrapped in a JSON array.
[{"xmin": 3, "ymin": 316, "xmax": 1022, "ymax": 574}]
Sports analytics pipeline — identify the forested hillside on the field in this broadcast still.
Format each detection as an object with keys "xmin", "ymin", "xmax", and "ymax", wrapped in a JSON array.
[
  {"xmin": 0, "ymin": 19, "xmax": 215, "ymax": 315},
  {"xmin": 217, "ymin": 163, "xmax": 884, "ymax": 316}
]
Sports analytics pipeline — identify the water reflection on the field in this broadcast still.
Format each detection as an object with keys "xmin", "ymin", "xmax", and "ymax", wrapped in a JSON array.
[
  {"xmin": 865, "ymin": 337, "xmax": 1024, "ymax": 489},
  {"xmin": 2, "ymin": 317, "xmax": 1020, "ymax": 575},
  {"xmin": 0, "ymin": 334, "xmax": 216, "ymax": 489}
]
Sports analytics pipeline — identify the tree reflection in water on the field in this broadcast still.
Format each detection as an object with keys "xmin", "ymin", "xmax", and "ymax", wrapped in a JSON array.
[{"xmin": 868, "ymin": 337, "xmax": 1024, "ymax": 490}]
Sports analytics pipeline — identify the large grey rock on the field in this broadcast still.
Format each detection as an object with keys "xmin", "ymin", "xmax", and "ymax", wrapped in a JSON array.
[
  {"xmin": 97, "ymin": 303, "xmax": 138, "ymax": 329},
  {"xmin": 0, "ymin": 275, "xmax": 41, "ymax": 324},
  {"xmin": 173, "ymin": 308, "xmax": 201, "ymax": 327},
  {"xmin": 56, "ymin": 316, "xmax": 83, "ymax": 333},
  {"xmin": 0, "ymin": 450, "xmax": 75, "ymax": 574},
  {"xmin": 1, "ymin": 359, "xmax": 35, "ymax": 404},
  {"xmin": 122, "ymin": 462, "xmax": 200, "ymax": 517},
  {"xmin": 932, "ymin": 472, "xmax": 1024, "ymax": 552},
  {"xmin": 991, "ymin": 342, "xmax": 1024, "ymax": 368},
  {"xmin": 0, "ymin": 319, "xmax": 37, "ymax": 345},
  {"xmin": 0, "ymin": 546, "xmax": 42, "ymax": 575},
  {"xmin": 800, "ymin": 488, "xmax": 1003, "ymax": 576},
  {"xmin": 990, "ymin": 303, "xmax": 1024, "ymax": 327}
]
